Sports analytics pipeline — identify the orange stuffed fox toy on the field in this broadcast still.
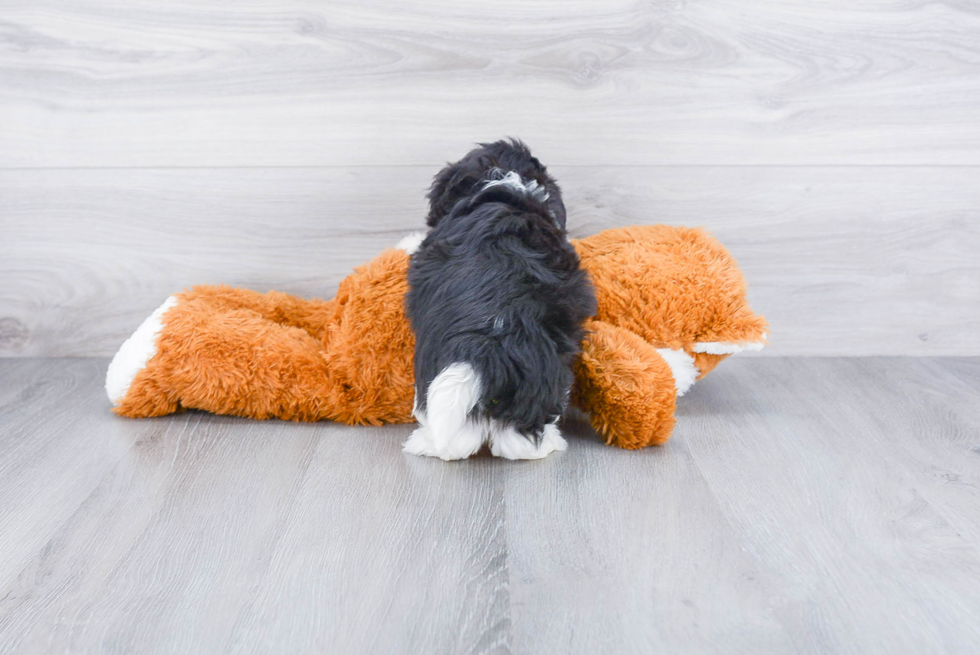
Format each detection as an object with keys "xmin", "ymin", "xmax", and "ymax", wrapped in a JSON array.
[{"xmin": 106, "ymin": 224, "xmax": 767, "ymax": 451}]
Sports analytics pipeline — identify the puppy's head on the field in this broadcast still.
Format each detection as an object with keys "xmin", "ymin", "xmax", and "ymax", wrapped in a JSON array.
[{"xmin": 425, "ymin": 138, "xmax": 566, "ymax": 229}]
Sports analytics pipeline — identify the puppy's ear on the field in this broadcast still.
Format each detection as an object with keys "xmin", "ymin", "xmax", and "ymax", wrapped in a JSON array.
[
  {"xmin": 426, "ymin": 161, "xmax": 479, "ymax": 227},
  {"xmin": 545, "ymin": 181, "xmax": 567, "ymax": 229},
  {"xmin": 425, "ymin": 162, "xmax": 459, "ymax": 226}
]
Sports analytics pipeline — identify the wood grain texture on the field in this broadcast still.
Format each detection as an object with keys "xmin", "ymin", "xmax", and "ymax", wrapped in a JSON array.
[
  {"xmin": 1, "ymin": 356, "xmax": 979, "ymax": 653},
  {"xmin": 0, "ymin": 359, "xmax": 508, "ymax": 654},
  {"xmin": 503, "ymin": 416, "xmax": 795, "ymax": 653},
  {"xmin": 2, "ymin": 166, "xmax": 977, "ymax": 357},
  {"xmin": 3, "ymin": 0, "xmax": 977, "ymax": 357},
  {"xmin": 677, "ymin": 358, "xmax": 980, "ymax": 654},
  {"xmin": 1, "ymin": 0, "xmax": 979, "ymax": 166}
]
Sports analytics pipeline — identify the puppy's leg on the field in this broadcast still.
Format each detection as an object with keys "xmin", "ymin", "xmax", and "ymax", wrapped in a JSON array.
[
  {"xmin": 403, "ymin": 363, "xmax": 486, "ymax": 461},
  {"xmin": 488, "ymin": 417, "xmax": 567, "ymax": 460}
]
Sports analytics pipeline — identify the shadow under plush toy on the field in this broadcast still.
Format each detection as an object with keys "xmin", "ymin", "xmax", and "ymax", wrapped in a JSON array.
[{"xmin": 106, "ymin": 224, "xmax": 767, "ymax": 451}]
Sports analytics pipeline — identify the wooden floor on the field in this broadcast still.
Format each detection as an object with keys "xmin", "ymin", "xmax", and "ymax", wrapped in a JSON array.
[{"xmin": 1, "ymin": 357, "xmax": 978, "ymax": 654}]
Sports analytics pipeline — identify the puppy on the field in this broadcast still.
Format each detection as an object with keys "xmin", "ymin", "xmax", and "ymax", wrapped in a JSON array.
[{"xmin": 403, "ymin": 139, "xmax": 596, "ymax": 460}]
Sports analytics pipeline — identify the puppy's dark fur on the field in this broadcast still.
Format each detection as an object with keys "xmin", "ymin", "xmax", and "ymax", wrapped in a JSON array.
[{"xmin": 406, "ymin": 139, "xmax": 596, "ymax": 443}]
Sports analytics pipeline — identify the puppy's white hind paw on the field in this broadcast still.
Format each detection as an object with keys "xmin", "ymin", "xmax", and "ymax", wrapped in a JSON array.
[
  {"xmin": 402, "ymin": 422, "xmax": 484, "ymax": 461},
  {"xmin": 403, "ymin": 426, "xmax": 437, "ymax": 457},
  {"xmin": 489, "ymin": 421, "xmax": 567, "ymax": 460},
  {"xmin": 540, "ymin": 422, "xmax": 569, "ymax": 454}
]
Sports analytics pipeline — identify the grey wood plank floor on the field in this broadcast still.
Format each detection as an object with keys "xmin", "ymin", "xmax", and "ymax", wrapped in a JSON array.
[{"xmin": 1, "ymin": 357, "xmax": 979, "ymax": 654}]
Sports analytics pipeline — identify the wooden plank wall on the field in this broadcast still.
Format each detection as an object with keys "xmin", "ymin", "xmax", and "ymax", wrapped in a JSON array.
[{"xmin": 1, "ymin": 0, "xmax": 978, "ymax": 356}]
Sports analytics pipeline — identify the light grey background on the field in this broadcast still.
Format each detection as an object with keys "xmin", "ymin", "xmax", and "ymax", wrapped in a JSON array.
[{"xmin": 1, "ymin": 0, "xmax": 978, "ymax": 356}]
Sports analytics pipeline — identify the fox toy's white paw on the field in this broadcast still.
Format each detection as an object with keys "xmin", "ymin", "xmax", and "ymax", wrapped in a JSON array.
[
  {"xmin": 395, "ymin": 232, "xmax": 426, "ymax": 255},
  {"xmin": 655, "ymin": 348, "xmax": 700, "ymax": 398},
  {"xmin": 105, "ymin": 296, "xmax": 178, "ymax": 406}
]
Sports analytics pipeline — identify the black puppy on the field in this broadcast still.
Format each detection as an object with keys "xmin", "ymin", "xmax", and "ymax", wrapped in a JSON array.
[{"xmin": 402, "ymin": 139, "xmax": 596, "ymax": 460}]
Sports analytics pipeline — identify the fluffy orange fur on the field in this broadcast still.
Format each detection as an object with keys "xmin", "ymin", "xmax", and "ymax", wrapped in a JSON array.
[
  {"xmin": 572, "ymin": 320, "xmax": 677, "ymax": 448},
  {"xmin": 113, "ymin": 225, "xmax": 766, "ymax": 449},
  {"xmin": 575, "ymin": 225, "xmax": 768, "ymax": 359}
]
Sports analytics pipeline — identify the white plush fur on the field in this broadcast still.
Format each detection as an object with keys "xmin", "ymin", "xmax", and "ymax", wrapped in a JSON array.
[
  {"xmin": 105, "ymin": 295, "xmax": 178, "ymax": 406},
  {"xmin": 396, "ymin": 232, "xmax": 427, "ymax": 255},
  {"xmin": 656, "ymin": 348, "xmax": 700, "ymax": 397},
  {"xmin": 482, "ymin": 170, "xmax": 550, "ymax": 201},
  {"xmin": 691, "ymin": 338, "xmax": 767, "ymax": 355},
  {"xmin": 404, "ymin": 362, "xmax": 567, "ymax": 461}
]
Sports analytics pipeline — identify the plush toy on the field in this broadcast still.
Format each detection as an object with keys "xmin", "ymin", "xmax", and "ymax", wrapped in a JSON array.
[{"xmin": 105, "ymin": 225, "xmax": 767, "ymax": 450}]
